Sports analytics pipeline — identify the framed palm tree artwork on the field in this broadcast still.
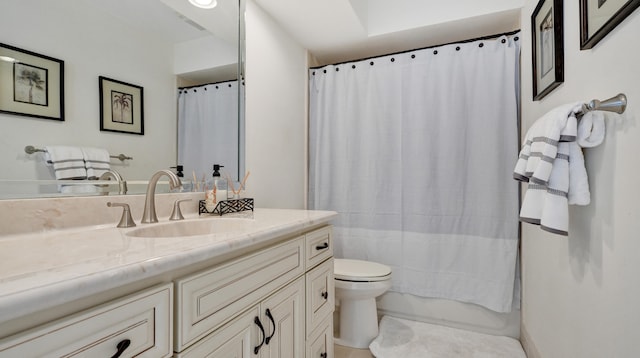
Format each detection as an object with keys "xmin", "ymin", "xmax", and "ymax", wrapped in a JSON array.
[
  {"xmin": 0, "ymin": 43, "xmax": 64, "ymax": 121},
  {"xmin": 99, "ymin": 76, "xmax": 144, "ymax": 135}
]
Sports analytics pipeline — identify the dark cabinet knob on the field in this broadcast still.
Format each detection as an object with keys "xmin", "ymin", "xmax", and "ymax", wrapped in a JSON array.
[{"xmin": 321, "ymin": 291, "xmax": 328, "ymax": 300}]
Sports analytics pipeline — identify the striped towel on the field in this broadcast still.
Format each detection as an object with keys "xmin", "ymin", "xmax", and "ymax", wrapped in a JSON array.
[
  {"xmin": 513, "ymin": 103, "xmax": 589, "ymax": 236},
  {"xmin": 82, "ymin": 147, "xmax": 111, "ymax": 179},
  {"xmin": 44, "ymin": 145, "xmax": 87, "ymax": 179}
]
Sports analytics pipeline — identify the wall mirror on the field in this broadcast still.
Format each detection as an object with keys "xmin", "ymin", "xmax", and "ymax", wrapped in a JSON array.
[{"xmin": 0, "ymin": 0, "xmax": 245, "ymax": 199}]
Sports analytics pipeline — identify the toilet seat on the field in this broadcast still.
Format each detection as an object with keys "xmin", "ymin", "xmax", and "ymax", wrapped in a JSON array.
[{"xmin": 334, "ymin": 259, "xmax": 391, "ymax": 282}]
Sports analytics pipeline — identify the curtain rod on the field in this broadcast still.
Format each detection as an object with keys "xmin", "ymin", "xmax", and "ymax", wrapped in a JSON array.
[
  {"xmin": 310, "ymin": 29, "xmax": 521, "ymax": 69},
  {"xmin": 178, "ymin": 78, "xmax": 240, "ymax": 91}
]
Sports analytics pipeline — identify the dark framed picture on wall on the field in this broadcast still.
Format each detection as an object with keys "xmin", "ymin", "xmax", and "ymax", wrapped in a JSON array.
[
  {"xmin": 580, "ymin": 0, "xmax": 640, "ymax": 49},
  {"xmin": 99, "ymin": 76, "xmax": 144, "ymax": 135},
  {"xmin": 0, "ymin": 43, "xmax": 64, "ymax": 121},
  {"xmin": 532, "ymin": 0, "xmax": 564, "ymax": 101}
]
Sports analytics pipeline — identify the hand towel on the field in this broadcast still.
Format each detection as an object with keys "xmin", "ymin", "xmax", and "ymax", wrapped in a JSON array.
[
  {"xmin": 568, "ymin": 142, "xmax": 590, "ymax": 206},
  {"xmin": 44, "ymin": 145, "xmax": 87, "ymax": 179},
  {"xmin": 82, "ymin": 147, "xmax": 111, "ymax": 179},
  {"xmin": 539, "ymin": 143, "xmax": 571, "ymax": 235},
  {"xmin": 577, "ymin": 111, "xmax": 605, "ymax": 148},
  {"xmin": 513, "ymin": 103, "xmax": 582, "ymax": 186},
  {"xmin": 514, "ymin": 103, "xmax": 593, "ymax": 236}
]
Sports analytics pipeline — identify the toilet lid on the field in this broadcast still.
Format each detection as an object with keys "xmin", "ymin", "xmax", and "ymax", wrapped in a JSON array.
[{"xmin": 334, "ymin": 259, "xmax": 391, "ymax": 282}]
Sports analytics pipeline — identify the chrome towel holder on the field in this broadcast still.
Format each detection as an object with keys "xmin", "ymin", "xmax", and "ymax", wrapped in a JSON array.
[
  {"xmin": 579, "ymin": 93, "xmax": 627, "ymax": 115},
  {"xmin": 24, "ymin": 145, "xmax": 133, "ymax": 162}
]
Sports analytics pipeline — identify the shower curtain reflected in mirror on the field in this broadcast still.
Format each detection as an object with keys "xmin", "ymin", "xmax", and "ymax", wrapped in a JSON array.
[
  {"xmin": 178, "ymin": 81, "xmax": 240, "ymax": 187},
  {"xmin": 309, "ymin": 33, "xmax": 521, "ymax": 313}
]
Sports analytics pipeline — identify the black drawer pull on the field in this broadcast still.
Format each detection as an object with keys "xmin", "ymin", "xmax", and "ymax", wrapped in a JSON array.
[
  {"xmin": 110, "ymin": 339, "xmax": 131, "ymax": 358},
  {"xmin": 321, "ymin": 291, "xmax": 328, "ymax": 300},
  {"xmin": 320, "ymin": 352, "xmax": 328, "ymax": 358},
  {"xmin": 265, "ymin": 308, "xmax": 276, "ymax": 344},
  {"xmin": 315, "ymin": 242, "xmax": 329, "ymax": 250},
  {"xmin": 254, "ymin": 317, "xmax": 266, "ymax": 354}
]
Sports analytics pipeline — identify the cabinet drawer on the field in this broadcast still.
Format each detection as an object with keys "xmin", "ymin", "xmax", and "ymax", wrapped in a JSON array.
[
  {"xmin": 306, "ymin": 258, "xmax": 334, "ymax": 336},
  {"xmin": 0, "ymin": 284, "xmax": 172, "ymax": 358},
  {"xmin": 306, "ymin": 316, "xmax": 333, "ymax": 358},
  {"xmin": 175, "ymin": 237, "xmax": 304, "ymax": 351},
  {"xmin": 305, "ymin": 227, "xmax": 332, "ymax": 270}
]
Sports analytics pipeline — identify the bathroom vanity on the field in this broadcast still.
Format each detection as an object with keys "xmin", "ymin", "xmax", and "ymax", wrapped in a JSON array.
[{"xmin": 0, "ymin": 201, "xmax": 336, "ymax": 358}]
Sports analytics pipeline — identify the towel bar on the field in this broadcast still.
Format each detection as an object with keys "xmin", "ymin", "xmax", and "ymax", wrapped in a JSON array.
[
  {"xmin": 580, "ymin": 93, "xmax": 627, "ymax": 115},
  {"xmin": 24, "ymin": 145, "xmax": 133, "ymax": 161}
]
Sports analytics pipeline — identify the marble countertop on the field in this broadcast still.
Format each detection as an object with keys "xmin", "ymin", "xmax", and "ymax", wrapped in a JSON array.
[{"xmin": 0, "ymin": 208, "xmax": 336, "ymax": 323}]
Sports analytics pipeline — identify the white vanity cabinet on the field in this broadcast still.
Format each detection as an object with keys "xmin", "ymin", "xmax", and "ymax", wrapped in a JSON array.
[
  {"xmin": 0, "ymin": 208, "xmax": 336, "ymax": 358},
  {"xmin": 174, "ymin": 226, "xmax": 334, "ymax": 358},
  {"xmin": 0, "ymin": 283, "xmax": 173, "ymax": 358}
]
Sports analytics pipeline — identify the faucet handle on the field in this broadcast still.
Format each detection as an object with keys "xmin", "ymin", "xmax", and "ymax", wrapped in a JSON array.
[
  {"xmin": 107, "ymin": 202, "xmax": 136, "ymax": 228},
  {"xmin": 170, "ymin": 199, "xmax": 192, "ymax": 221}
]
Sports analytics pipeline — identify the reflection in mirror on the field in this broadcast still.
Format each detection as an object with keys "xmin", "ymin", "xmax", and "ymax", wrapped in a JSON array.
[{"xmin": 0, "ymin": 0, "xmax": 244, "ymax": 199}]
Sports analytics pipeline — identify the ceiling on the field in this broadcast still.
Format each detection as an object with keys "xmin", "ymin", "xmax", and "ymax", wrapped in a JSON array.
[
  {"xmin": 85, "ymin": 0, "xmax": 524, "ymax": 73},
  {"xmin": 253, "ymin": 0, "xmax": 524, "ymax": 66},
  {"xmin": 85, "ymin": 0, "xmax": 238, "ymax": 45}
]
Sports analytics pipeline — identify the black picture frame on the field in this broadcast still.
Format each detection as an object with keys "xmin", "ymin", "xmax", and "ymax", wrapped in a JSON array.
[
  {"xmin": 99, "ymin": 76, "xmax": 144, "ymax": 135},
  {"xmin": 532, "ymin": 0, "xmax": 564, "ymax": 101},
  {"xmin": 0, "ymin": 43, "xmax": 64, "ymax": 121},
  {"xmin": 580, "ymin": 0, "xmax": 640, "ymax": 49}
]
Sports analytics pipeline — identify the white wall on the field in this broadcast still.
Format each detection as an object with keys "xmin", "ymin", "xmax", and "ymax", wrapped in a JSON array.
[
  {"xmin": 174, "ymin": 36, "xmax": 236, "ymax": 75},
  {"xmin": 519, "ymin": 2, "xmax": 640, "ymax": 357},
  {"xmin": 0, "ymin": 0, "xmax": 177, "ymax": 186},
  {"xmin": 244, "ymin": 0, "xmax": 308, "ymax": 209}
]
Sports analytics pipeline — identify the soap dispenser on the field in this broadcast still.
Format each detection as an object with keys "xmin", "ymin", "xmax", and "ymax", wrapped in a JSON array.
[
  {"xmin": 171, "ymin": 165, "xmax": 189, "ymax": 191},
  {"xmin": 212, "ymin": 164, "xmax": 228, "ymax": 202},
  {"xmin": 171, "ymin": 165, "xmax": 184, "ymax": 178}
]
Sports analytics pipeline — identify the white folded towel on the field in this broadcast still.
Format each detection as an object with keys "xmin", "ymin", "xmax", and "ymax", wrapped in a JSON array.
[
  {"xmin": 568, "ymin": 142, "xmax": 590, "ymax": 205},
  {"xmin": 514, "ymin": 103, "xmax": 596, "ymax": 236},
  {"xmin": 82, "ymin": 147, "xmax": 111, "ymax": 179},
  {"xmin": 577, "ymin": 111, "xmax": 605, "ymax": 148},
  {"xmin": 44, "ymin": 145, "xmax": 87, "ymax": 180},
  {"xmin": 513, "ymin": 103, "xmax": 582, "ymax": 186}
]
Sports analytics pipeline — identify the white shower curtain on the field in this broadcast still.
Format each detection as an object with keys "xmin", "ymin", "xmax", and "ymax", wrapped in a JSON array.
[
  {"xmin": 178, "ymin": 81, "xmax": 240, "ymax": 181},
  {"xmin": 309, "ymin": 33, "xmax": 521, "ymax": 312}
]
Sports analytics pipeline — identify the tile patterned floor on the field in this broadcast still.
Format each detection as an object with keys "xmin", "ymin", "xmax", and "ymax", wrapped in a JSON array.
[{"xmin": 334, "ymin": 344, "xmax": 374, "ymax": 358}]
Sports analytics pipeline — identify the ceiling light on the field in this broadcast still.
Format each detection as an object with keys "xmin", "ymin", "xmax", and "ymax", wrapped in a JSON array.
[{"xmin": 188, "ymin": 0, "xmax": 217, "ymax": 9}]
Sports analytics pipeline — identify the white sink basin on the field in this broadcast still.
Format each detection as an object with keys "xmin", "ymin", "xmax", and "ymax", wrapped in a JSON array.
[{"xmin": 126, "ymin": 218, "xmax": 253, "ymax": 238}]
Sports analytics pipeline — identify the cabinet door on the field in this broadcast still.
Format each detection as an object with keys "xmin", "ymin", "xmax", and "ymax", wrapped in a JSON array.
[
  {"xmin": 306, "ymin": 258, "xmax": 334, "ymax": 336},
  {"xmin": 259, "ymin": 277, "xmax": 305, "ymax": 358},
  {"xmin": 307, "ymin": 316, "xmax": 333, "ymax": 358},
  {"xmin": 175, "ymin": 306, "xmax": 260, "ymax": 358},
  {"xmin": 175, "ymin": 238, "xmax": 304, "ymax": 351}
]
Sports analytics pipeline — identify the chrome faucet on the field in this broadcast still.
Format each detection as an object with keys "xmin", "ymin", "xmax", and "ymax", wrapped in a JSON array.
[
  {"xmin": 99, "ymin": 169, "xmax": 127, "ymax": 195},
  {"xmin": 141, "ymin": 170, "xmax": 182, "ymax": 223}
]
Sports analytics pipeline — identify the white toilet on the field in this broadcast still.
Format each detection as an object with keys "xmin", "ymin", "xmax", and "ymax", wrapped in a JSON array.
[{"xmin": 334, "ymin": 258, "xmax": 392, "ymax": 349}]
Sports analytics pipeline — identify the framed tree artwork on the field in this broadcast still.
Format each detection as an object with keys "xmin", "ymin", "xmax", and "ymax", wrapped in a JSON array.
[
  {"xmin": 99, "ymin": 76, "xmax": 144, "ymax": 135},
  {"xmin": 0, "ymin": 43, "xmax": 64, "ymax": 121},
  {"xmin": 532, "ymin": 0, "xmax": 564, "ymax": 101}
]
